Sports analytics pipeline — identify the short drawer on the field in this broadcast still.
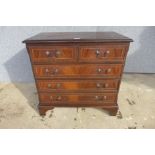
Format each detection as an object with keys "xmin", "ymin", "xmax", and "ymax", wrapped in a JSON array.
[
  {"xmin": 36, "ymin": 79, "xmax": 119, "ymax": 92},
  {"xmin": 39, "ymin": 93, "xmax": 117, "ymax": 106},
  {"xmin": 79, "ymin": 45, "xmax": 126, "ymax": 62},
  {"xmin": 33, "ymin": 64, "xmax": 123, "ymax": 78},
  {"xmin": 28, "ymin": 46, "xmax": 77, "ymax": 63}
]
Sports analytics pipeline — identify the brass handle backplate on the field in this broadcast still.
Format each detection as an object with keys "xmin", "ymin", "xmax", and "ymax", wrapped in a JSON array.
[
  {"xmin": 95, "ymin": 96, "xmax": 107, "ymax": 101},
  {"xmin": 96, "ymin": 83, "xmax": 109, "ymax": 88},
  {"xmin": 96, "ymin": 50, "xmax": 100, "ymax": 56},
  {"xmin": 55, "ymin": 51, "xmax": 61, "ymax": 57},
  {"xmin": 96, "ymin": 50, "xmax": 110, "ymax": 57},
  {"xmin": 56, "ymin": 96, "xmax": 62, "ymax": 101}
]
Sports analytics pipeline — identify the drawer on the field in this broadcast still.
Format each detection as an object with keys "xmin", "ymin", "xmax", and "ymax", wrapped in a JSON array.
[
  {"xmin": 33, "ymin": 64, "xmax": 123, "ymax": 78},
  {"xmin": 36, "ymin": 79, "xmax": 119, "ymax": 92},
  {"xmin": 79, "ymin": 46, "xmax": 126, "ymax": 62},
  {"xmin": 28, "ymin": 46, "xmax": 77, "ymax": 63},
  {"xmin": 39, "ymin": 93, "xmax": 117, "ymax": 106}
]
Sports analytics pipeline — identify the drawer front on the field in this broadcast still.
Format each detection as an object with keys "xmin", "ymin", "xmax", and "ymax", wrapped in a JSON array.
[
  {"xmin": 39, "ymin": 93, "xmax": 117, "ymax": 106},
  {"xmin": 37, "ymin": 79, "xmax": 119, "ymax": 92},
  {"xmin": 28, "ymin": 46, "xmax": 77, "ymax": 63},
  {"xmin": 33, "ymin": 64, "xmax": 123, "ymax": 78},
  {"xmin": 79, "ymin": 46, "xmax": 126, "ymax": 62}
]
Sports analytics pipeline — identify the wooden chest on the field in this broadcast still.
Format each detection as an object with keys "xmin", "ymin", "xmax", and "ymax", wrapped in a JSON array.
[{"xmin": 23, "ymin": 32, "xmax": 133, "ymax": 116}]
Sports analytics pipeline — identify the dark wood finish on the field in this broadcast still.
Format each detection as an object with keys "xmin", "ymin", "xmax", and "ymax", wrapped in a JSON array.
[
  {"xmin": 38, "ymin": 105, "xmax": 54, "ymax": 116},
  {"xmin": 33, "ymin": 64, "xmax": 123, "ymax": 78},
  {"xmin": 79, "ymin": 45, "xmax": 126, "ymax": 62},
  {"xmin": 23, "ymin": 32, "xmax": 132, "ymax": 116},
  {"xmin": 23, "ymin": 32, "xmax": 133, "ymax": 43},
  {"xmin": 39, "ymin": 92, "xmax": 117, "ymax": 106},
  {"xmin": 36, "ymin": 79, "xmax": 119, "ymax": 92},
  {"xmin": 28, "ymin": 46, "xmax": 77, "ymax": 63}
]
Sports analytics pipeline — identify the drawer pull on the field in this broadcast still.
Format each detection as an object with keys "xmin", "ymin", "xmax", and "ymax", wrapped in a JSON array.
[
  {"xmin": 95, "ymin": 96, "xmax": 107, "ymax": 100},
  {"xmin": 104, "ymin": 83, "xmax": 109, "ymax": 88},
  {"xmin": 95, "ymin": 96, "xmax": 103, "ymax": 101},
  {"xmin": 96, "ymin": 83, "xmax": 102, "ymax": 88},
  {"xmin": 96, "ymin": 50, "xmax": 100, "ymax": 56},
  {"xmin": 45, "ymin": 51, "xmax": 50, "ymax": 56},
  {"xmin": 95, "ymin": 96, "xmax": 100, "ymax": 100},
  {"xmin": 45, "ymin": 68, "xmax": 58, "ymax": 75},
  {"xmin": 96, "ymin": 83, "xmax": 109, "ymax": 88},
  {"xmin": 103, "ymin": 96, "xmax": 107, "ymax": 100},
  {"xmin": 96, "ymin": 50, "xmax": 110, "ymax": 57},
  {"xmin": 106, "ymin": 50, "xmax": 110, "ymax": 54},
  {"xmin": 50, "ymin": 96, "xmax": 53, "ymax": 100},
  {"xmin": 107, "ymin": 68, "xmax": 112, "ymax": 72},
  {"xmin": 97, "ymin": 68, "xmax": 102, "ymax": 73},
  {"xmin": 52, "ymin": 68, "xmax": 59, "ymax": 74},
  {"xmin": 47, "ymin": 83, "xmax": 52, "ymax": 88},
  {"xmin": 56, "ymin": 96, "xmax": 62, "ymax": 101},
  {"xmin": 55, "ymin": 51, "xmax": 61, "ymax": 57},
  {"xmin": 97, "ymin": 68, "xmax": 111, "ymax": 73},
  {"xmin": 45, "ymin": 68, "xmax": 49, "ymax": 73},
  {"xmin": 56, "ymin": 83, "xmax": 61, "ymax": 88}
]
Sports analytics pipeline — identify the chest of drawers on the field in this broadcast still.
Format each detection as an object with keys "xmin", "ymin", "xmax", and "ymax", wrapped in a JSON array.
[{"xmin": 23, "ymin": 32, "xmax": 133, "ymax": 116}]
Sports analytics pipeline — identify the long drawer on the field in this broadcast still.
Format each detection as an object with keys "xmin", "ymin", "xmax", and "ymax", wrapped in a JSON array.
[
  {"xmin": 36, "ymin": 79, "xmax": 119, "ymax": 92},
  {"xmin": 33, "ymin": 64, "xmax": 123, "ymax": 78},
  {"xmin": 39, "ymin": 92, "xmax": 117, "ymax": 106}
]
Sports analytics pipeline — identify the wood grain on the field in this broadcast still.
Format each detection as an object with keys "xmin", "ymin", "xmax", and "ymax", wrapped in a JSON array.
[
  {"xmin": 23, "ymin": 32, "xmax": 132, "ymax": 116},
  {"xmin": 39, "ymin": 92, "xmax": 117, "ymax": 106},
  {"xmin": 36, "ymin": 79, "xmax": 119, "ymax": 92},
  {"xmin": 33, "ymin": 64, "xmax": 123, "ymax": 78}
]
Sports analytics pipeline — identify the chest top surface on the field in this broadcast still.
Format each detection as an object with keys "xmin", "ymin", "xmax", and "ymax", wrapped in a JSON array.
[{"xmin": 23, "ymin": 32, "xmax": 133, "ymax": 44}]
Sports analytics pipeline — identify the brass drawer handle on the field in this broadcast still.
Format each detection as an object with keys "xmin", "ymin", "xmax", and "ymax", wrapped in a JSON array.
[
  {"xmin": 45, "ymin": 51, "xmax": 50, "ymax": 56},
  {"xmin": 45, "ymin": 50, "xmax": 62, "ymax": 57},
  {"xmin": 56, "ymin": 83, "xmax": 61, "ymax": 88},
  {"xmin": 96, "ymin": 83, "xmax": 109, "ymax": 88},
  {"xmin": 50, "ymin": 96, "xmax": 53, "ymax": 100},
  {"xmin": 96, "ymin": 50, "xmax": 110, "ymax": 57},
  {"xmin": 95, "ymin": 96, "xmax": 100, "ymax": 100},
  {"xmin": 96, "ymin": 50, "xmax": 100, "ymax": 56},
  {"xmin": 97, "ymin": 68, "xmax": 111, "ymax": 74},
  {"xmin": 52, "ymin": 68, "xmax": 59, "ymax": 74},
  {"xmin": 97, "ymin": 68, "xmax": 102, "ymax": 73},
  {"xmin": 104, "ymin": 83, "xmax": 109, "ymax": 88},
  {"xmin": 47, "ymin": 83, "xmax": 52, "ymax": 88},
  {"xmin": 45, "ymin": 68, "xmax": 49, "ymax": 73},
  {"xmin": 95, "ymin": 96, "xmax": 107, "ymax": 100},
  {"xmin": 95, "ymin": 96, "xmax": 103, "ymax": 101},
  {"xmin": 50, "ymin": 95, "xmax": 62, "ymax": 101},
  {"xmin": 47, "ymin": 83, "xmax": 61, "ymax": 88},
  {"xmin": 107, "ymin": 68, "xmax": 112, "ymax": 73},
  {"xmin": 96, "ymin": 83, "xmax": 102, "ymax": 88},
  {"xmin": 55, "ymin": 51, "xmax": 61, "ymax": 57},
  {"xmin": 56, "ymin": 95, "xmax": 62, "ymax": 101},
  {"xmin": 106, "ymin": 50, "xmax": 110, "ymax": 54},
  {"xmin": 45, "ymin": 68, "xmax": 58, "ymax": 75},
  {"xmin": 103, "ymin": 95, "xmax": 107, "ymax": 100}
]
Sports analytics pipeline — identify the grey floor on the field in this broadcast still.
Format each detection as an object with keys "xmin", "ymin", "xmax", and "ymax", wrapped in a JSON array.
[{"xmin": 0, "ymin": 74, "xmax": 155, "ymax": 129}]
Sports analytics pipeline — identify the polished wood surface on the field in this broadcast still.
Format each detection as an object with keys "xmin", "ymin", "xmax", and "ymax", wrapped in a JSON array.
[
  {"xmin": 36, "ymin": 79, "xmax": 119, "ymax": 92},
  {"xmin": 79, "ymin": 45, "xmax": 126, "ymax": 62},
  {"xmin": 28, "ymin": 46, "xmax": 77, "ymax": 63},
  {"xmin": 23, "ymin": 32, "xmax": 133, "ymax": 43},
  {"xmin": 39, "ymin": 92, "xmax": 117, "ymax": 106},
  {"xmin": 23, "ymin": 32, "xmax": 133, "ymax": 116},
  {"xmin": 33, "ymin": 64, "xmax": 123, "ymax": 78}
]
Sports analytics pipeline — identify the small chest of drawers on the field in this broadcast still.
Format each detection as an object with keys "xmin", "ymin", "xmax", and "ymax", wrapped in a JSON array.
[{"xmin": 23, "ymin": 32, "xmax": 133, "ymax": 116}]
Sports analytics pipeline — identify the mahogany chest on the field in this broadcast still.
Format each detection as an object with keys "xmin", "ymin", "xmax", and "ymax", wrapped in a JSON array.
[{"xmin": 23, "ymin": 32, "xmax": 133, "ymax": 116}]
